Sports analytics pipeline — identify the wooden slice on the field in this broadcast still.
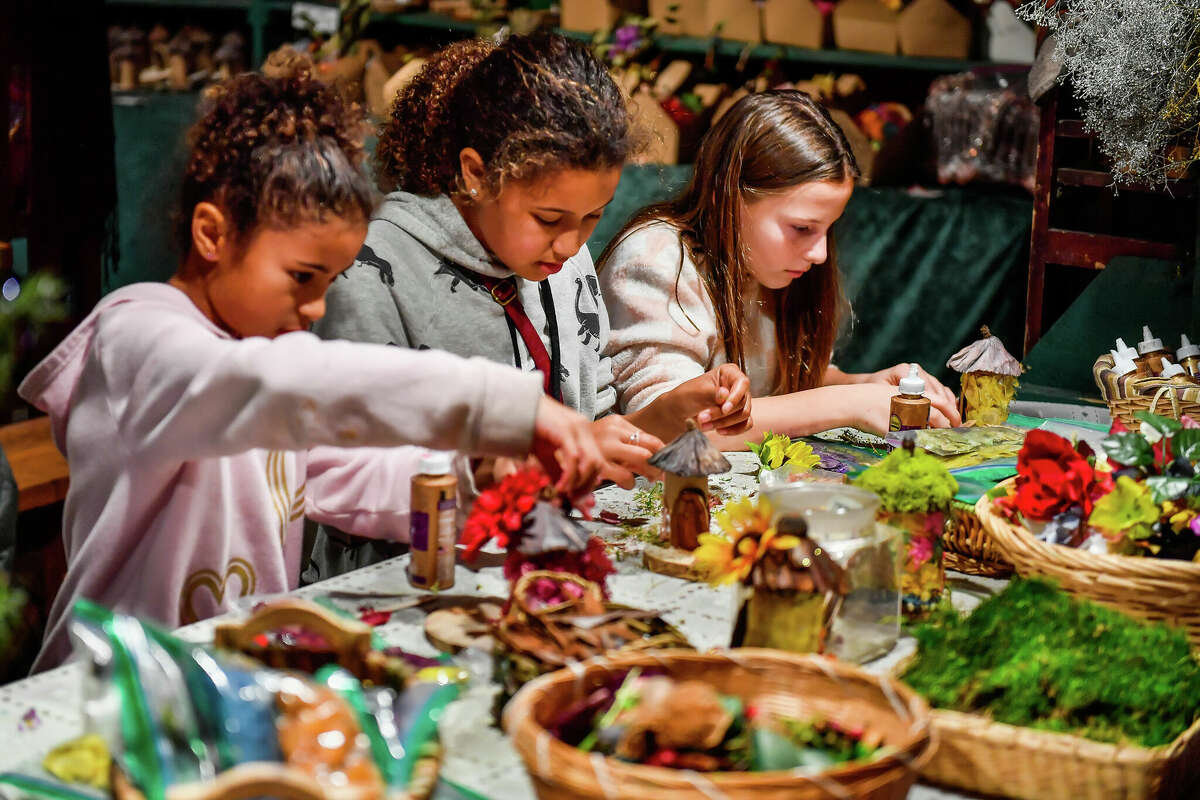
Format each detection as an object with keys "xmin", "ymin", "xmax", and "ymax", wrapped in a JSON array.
[{"xmin": 643, "ymin": 544, "xmax": 713, "ymax": 583}]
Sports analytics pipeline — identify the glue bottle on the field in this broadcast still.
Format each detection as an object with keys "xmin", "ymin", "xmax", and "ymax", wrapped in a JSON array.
[
  {"xmin": 1136, "ymin": 326, "xmax": 1171, "ymax": 375},
  {"xmin": 1177, "ymin": 335, "xmax": 1200, "ymax": 378},
  {"xmin": 408, "ymin": 450, "xmax": 458, "ymax": 591},
  {"xmin": 889, "ymin": 365, "xmax": 931, "ymax": 432},
  {"xmin": 1115, "ymin": 337, "xmax": 1149, "ymax": 378}
]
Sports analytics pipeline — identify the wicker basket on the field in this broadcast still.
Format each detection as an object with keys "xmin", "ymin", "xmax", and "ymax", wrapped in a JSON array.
[
  {"xmin": 892, "ymin": 654, "xmax": 1200, "ymax": 800},
  {"xmin": 1108, "ymin": 384, "xmax": 1200, "ymax": 428},
  {"xmin": 503, "ymin": 648, "xmax": 935, "ymax": 800},
  {"xmin": 976, "ymin": 484, "xmax": 1200, "ymax": 648},
  {"xmin": 942, "ymin": 501, "xmax": 1013, "ymax": 578}
]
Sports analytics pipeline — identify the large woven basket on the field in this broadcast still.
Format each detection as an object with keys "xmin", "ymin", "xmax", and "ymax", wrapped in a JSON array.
[
  {"xmin": 976, "ymin": 484, "xmax": 1200, "ymax": 648},
  {"xmin": 892, "ymin": 650, "xmax": 1200, "ymax": 800},
  {"xmin": 503, "ymin": 648, "xmax": 935, "ymax": 800},
  {"xmin": 942, "ymin": 501, "xmax": 1013, "ymax": 578},
  {"xmin": 1108, "ymin": 384, "xmax": 1200, "ymax": 428}
]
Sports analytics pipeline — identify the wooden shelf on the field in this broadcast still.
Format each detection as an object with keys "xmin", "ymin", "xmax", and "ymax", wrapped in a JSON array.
[
  {"xmin": 0, "ymin": 417, "xmax": 69, "ymax": 512},
  {"xmin": 1044, "ymin": 228, "xmax": 1179, "ymax": 271},
  {"xmin": 1057, "ymin": 167, "xmax": 1195, "ymax": 196},
  {"xmin": 369, "ymin": 11, "xmax": 1018, "ymax": 73}
]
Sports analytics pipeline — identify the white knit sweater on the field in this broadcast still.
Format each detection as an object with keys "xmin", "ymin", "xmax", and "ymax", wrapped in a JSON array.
[{"xmin": 600, "ymin": 221, "xmax": 779, "ymax": 413}]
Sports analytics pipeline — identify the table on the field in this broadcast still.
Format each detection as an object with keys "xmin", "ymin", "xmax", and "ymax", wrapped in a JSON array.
[
  {"xmin": 0, "ymin": 417, "xmax": 69, "ymax": 512},
  {"xmin": 0, "ymin": 452, "xmax": 997, "ymax": 799}
]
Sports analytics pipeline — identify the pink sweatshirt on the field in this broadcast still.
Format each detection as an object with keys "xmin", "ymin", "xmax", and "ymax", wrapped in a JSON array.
[{"xmin": 19, "ymin": 283, "xmax": 541, "ymax": 670}]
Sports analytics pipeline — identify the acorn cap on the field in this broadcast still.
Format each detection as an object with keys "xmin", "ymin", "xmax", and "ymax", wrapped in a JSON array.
[
  {"xmin": 648, "ymin": 419, "xmax": 731, "ymax": 477},
  {"xmin": 945, "ymin": 325, "xmax": 1022, "ymax": 377},
  {"xmin": 515, "ymin": 500, "xmax": 589, "ymax": 556},
  {"xmin": 1178, "ymin": 334, "xmax": 1200, "ymax": 361}
]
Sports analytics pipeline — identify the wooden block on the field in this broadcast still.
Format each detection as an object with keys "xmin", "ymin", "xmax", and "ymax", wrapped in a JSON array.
[
  {"xmin": 763, "ymin": 0, "xmax": 824, "ymax": 49},
  {"xmin": 0, "ymin": 417, "xmax": 70, "ymax": 512},
  {"xmin": 828, "ymin": 108, "xmax": 875, "ymax": 184},
  {"xmin": 643, "ymin": 544, "xmax": 713, "ymax": 582},
  {"xmin": 833, "ymin": 0, "xmax": 899, "ymax": 55},
  {"xmin": 898, "ymin": 0, "xmax": 970, "ymax": 59},
  {"xmin": 711, "ymin": 86, "xmax": 749, "ymax": 123}
]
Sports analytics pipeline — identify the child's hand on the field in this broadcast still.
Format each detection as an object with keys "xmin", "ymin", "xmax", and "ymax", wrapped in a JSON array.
[
  {"xmin": 532, "ymin": 396, "xmax": 606, "ymax": 496},
  {"xmin": 865, "ymin": 363, "xmax": 961, "ymax": 427},
  {"xmin": 672, "ymin": 364, "xmax": 753, "ymax": 435},
  {"xmin": 848, "ymin": 383, "xmax": 956, "ymax": 435},
  {"xmin": 591, "ymin": 415, "xmax": 664, "ymax": 489}
]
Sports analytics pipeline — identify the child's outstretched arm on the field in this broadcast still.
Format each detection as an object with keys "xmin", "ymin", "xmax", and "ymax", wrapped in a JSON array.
[{"xmin": 93, "ymin": 299, "xmax": 543, "ymax": 463}]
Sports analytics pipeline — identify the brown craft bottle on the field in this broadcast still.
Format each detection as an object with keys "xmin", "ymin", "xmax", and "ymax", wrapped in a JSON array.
[
  {"xmin": 1177, "ymin": 335, "xmax": 1200, "ymax": 378},
  {"xmin": 407, "ymin": 451, "xmax": 458, "ymax": 591},
  {"xmin": 1136, "ymin": 326, "xmax": 1171, "ymax": 375},
  {"xmin": 889, "ymin": 365, "xmax": 931, "ymax": 432}
]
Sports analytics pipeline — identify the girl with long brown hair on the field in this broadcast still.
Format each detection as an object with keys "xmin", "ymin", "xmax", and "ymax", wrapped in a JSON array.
[{"xmin": 600, "ymin": 90, "xmax": 959, "ymax": 444}]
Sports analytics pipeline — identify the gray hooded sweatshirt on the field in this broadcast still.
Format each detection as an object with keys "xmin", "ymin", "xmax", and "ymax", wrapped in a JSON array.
[{"xmin": 315, "ymin": 192, "xmax": 616, "ymax": 420}]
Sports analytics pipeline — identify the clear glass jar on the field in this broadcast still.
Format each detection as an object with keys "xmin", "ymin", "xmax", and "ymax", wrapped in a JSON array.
[{"xmin": 761, "ymin": 483, "xmax": 900, "ymax": 664}]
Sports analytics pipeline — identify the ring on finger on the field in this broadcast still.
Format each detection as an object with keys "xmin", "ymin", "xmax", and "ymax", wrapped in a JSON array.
[{"xmin": 627, "ymin": 430, "xmax": 641, "ymax": 445}]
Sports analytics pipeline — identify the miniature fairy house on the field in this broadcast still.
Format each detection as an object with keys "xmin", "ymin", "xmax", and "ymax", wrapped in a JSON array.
[
  {"xmin": 649, "ymin": 419, "xmax": 732, "ymax": 551},
  {"xmin": 946, "ymin": 325, "xmax": 1023, "ymax": 425},
  {"xmin": 732, "ymin": 516, "xmax": 850, "ymax": 653}
]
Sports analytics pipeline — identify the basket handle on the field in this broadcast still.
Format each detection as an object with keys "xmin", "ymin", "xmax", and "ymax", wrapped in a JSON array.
[
  {"xmin": 1148, "ymin": 384, "xmax": 1183, "ymax": 420},
  {"xmin": 213, "ymin": 597, "xmax": 373, "ymax": 657},
  {"xmin": 511, "ymin": 570, "xmax": 603, "ymax": 618},
  {"xmin": 113, "ymin": 763, "xmax": 337, "ymax": 800}
]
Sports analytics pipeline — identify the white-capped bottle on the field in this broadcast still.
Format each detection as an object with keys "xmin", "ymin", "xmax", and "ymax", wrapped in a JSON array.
[
  {"xmin": 1177, "ymin": 335, "xmax": 1200, "ymax": 378},
  {"xmin": 889, "ymin": 365, "xmax": 931, "ymax": 432}
]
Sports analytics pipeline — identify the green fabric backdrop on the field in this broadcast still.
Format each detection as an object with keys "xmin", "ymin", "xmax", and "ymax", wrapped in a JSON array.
[{"xmin": 110, "ymin": 101, "xmax": 1031, "ymax": 389}]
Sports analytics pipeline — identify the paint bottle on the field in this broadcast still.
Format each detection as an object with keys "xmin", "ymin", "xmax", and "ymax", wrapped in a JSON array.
[
  {"xmin": 1136, "ymin": 325, "xmax": 1171, "ymax": 375},
  {"xmin": 407, "ymin": 450, "xmax": 458, "ymax": 591},
  {"xmin": 889, "ymin": 365, "xmax": 931, "ymax": 432},
  {"xmin": 1158, "ymin": 359, "xmax": 1200, "ymax": 400},
  {"xmin": 1115, "ymin": 337, "xmax": 1149, "ymax": 378},
  {"xmin": 1177, "ymin": 335, "xmax": 1200, "ymax": 378}
]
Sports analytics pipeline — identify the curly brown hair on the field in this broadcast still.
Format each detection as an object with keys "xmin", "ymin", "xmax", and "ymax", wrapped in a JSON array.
[
  {"xmin": 176, "ymin": 56, "xmax": 374, "ymax": 254},
  {"xmin": 376, "ymin": 33, "xmax": 633, "ymax": 196}
]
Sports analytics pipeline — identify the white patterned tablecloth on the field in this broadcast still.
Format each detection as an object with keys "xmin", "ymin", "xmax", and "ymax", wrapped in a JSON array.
[{"xmin": 0, "ymin": 452, "xmax": 997, "ymax": 800}]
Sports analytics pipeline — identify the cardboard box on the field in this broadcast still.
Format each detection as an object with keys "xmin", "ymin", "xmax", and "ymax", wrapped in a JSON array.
[
  {"xmin": 649, "ymin": 0, "xmax": 761, "ymax": 41},
  {"xmin": 833, "ymin": 0, "xmax": 899, "ymax": 55},
  {"xmin": 898, "ymin": 0, "xmax": 970, "ymax": 59},
  {"xmin": 560, "ymin": 0, "xmax": 621, "ymax": 32},
  {"xmin": 763, "ymin": 0, "xmax": 825, "ymax": 49}
]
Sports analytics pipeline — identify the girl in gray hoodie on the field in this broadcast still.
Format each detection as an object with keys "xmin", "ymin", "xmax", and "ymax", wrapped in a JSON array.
[{"xmin": 309, "ymin": 34, "xmax": 752, "ymax": 577}]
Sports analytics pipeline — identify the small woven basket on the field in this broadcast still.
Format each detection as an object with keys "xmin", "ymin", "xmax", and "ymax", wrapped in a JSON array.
[
  {"xmin": 976, "ymin": 484, "xmax": 1200, "ymax": 648},
  {"xmin": 1108, "ymin": 384, "xmax": 1200, "ymax": 428},
  {"xmin": 942, "ymin": 501, "xmax": 1013, "ymax": 578},
  {"xmin": 503, "ymin": 648, "xmax": 935, "ymax": 800},
  {"xmin": 893, "ymin": 655, "xmax": 1200, "ymax": 800}
]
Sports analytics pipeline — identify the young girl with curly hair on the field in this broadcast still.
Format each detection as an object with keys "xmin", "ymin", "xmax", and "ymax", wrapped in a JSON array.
[
  {"xmin": 18, "ymin": 60, "xmax": 605, "ymax": 670},
  {"xmin": 600, "ymin": 90, "xmax": 960, "ymax": 445}
]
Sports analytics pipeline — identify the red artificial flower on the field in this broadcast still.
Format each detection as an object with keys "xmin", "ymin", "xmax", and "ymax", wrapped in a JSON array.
[
  {"xmin": 460, "ymin": 468, "xmax": 551, "ymax": 559},
  {"xmin": 1013, "ymin": 430, "xmax": 1100, "ymax": 521}
]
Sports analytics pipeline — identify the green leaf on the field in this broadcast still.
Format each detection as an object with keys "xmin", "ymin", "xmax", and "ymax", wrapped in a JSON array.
[
  {"xmin": 1145, "ymin": 476, "xmax": 1193, "ymax": 504},
  {"xmin": 1134, "ymin": 411, "xmax": 1182, "ymax": 437},
  {"xmin": 1101, "ymin": 432, "xmax": 1154, "ymax": 467},
  {"xmin": 1174, "ymin": 429, "xmax": 1200, "ymax": 462}
]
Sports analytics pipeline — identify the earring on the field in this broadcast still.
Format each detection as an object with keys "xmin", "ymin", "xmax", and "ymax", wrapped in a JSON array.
[{"xmin": 469, "ymin": 188, "xmax": 479, "ymax": 198}]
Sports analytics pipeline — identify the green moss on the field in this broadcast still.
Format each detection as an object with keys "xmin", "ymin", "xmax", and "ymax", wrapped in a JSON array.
[
  {"xmin": 852, "ymin": 447, "xmax": 957, "ymax": 513},
  {"xmin": 632, "ymin": 483, "xmax": 664, "ymax": 517},
  {"xmin": 614, "ymin": 525, "xmax": 666, "ymax": 545},
  {"xmin": 902, "ymin": 579, "xmax": 1200, "ymax": 747}
]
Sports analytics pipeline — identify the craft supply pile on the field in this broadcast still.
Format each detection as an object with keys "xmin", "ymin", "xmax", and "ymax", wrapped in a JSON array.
[{"xmin": 9, "ymin": 371, "xmax": 1200, "ymax": 799}]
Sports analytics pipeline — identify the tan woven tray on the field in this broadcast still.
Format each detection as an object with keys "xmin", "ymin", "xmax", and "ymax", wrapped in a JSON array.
[
  {"xmin": 943, "ymin": 501, "xmax": 1013, "ymax": 578},
  {"xmin": 892, "ymin": 653, "xmax": 1200, "ymax": 800},
  {"xmin": 976, "ymin": 483, "xmax": 1200, "ymax": 647},
  {"xmin": 503, "ymin": 648, "xmax": 935, "ymax": 800},
  {"xmin": 1108, "ymin": 385, "xmax": 1200, "ymax": 428}
]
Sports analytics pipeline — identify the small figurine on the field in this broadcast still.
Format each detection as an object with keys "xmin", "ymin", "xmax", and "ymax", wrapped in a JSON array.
[
  {"xmin": 946, "ymin": 325, "xmax": 1023, "ymax": 425},
  {"xmin": 648, "ymin": 418, "xmax": 731, "ymax": 551}
]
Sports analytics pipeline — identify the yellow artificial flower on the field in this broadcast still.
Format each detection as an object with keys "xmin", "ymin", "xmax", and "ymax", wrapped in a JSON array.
[{"xmin": 697, "ymin": 496, "xmax": 801, "ymax": 584}]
